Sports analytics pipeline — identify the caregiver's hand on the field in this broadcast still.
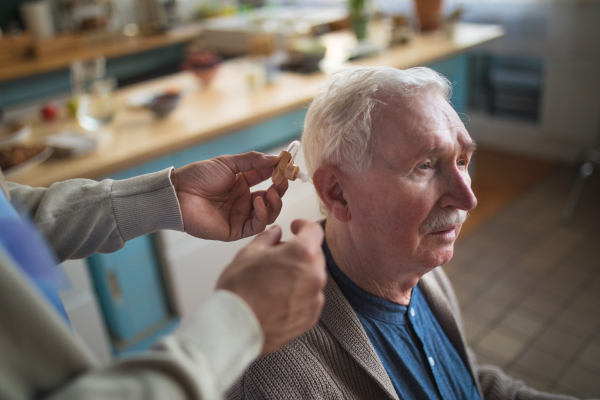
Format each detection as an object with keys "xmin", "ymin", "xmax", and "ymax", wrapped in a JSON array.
[
  {"xmin": 171, "ymin": 151, "xmax": 288, "ymax": 241},
  {"xmin": 217, "ymin": 220, "xmax": 327, "ymax": 355}
]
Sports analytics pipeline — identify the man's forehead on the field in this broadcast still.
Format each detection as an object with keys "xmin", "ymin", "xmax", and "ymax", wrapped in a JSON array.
[
  {"xmin": 411, "ymin": 129, "xmax": 476, "ymax": 154},
  {"xmin": 375, "ymin": 124, "xmax": 474, "ymax": 159},
  {"xmin": 372, "ymin": 93, "xmax": 473, "ymax": 157},
  {"xmin": 376, "ymin": 93, "xmax": 450, "ymax": 126}
]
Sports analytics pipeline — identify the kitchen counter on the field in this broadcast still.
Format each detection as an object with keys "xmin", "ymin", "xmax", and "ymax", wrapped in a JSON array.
[
  {"xmin": 10, "ymin": 23, "xmax": 504, "ymax": 188},
  {"xmin": 0, "ymin": 24, "xmax": 203, "ymax": 83}
]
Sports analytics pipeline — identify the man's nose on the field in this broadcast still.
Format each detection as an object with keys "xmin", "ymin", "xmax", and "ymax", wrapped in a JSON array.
[{"xmin": 440, "ymin": 169, "xmax": 478, "ymax": 211}]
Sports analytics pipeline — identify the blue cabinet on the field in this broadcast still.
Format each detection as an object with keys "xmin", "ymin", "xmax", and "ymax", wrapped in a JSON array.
[
  {"xmin": 428, "ymin": 54, "xmax": 469, "ymax": 116},
  {"xmin": 87, "ymin": 108, "xmax": 307, "ymax": 355},
  {"xmin": 87, "ymin": 235, "xmax": 170, "ymax": 344},
  {"xmin": 426, "ymin": 54, "xmax": 473, "ymax": 175}
]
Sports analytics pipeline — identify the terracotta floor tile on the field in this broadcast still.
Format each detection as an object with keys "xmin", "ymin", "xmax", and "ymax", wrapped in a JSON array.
[
  {"xmin": 569, "ymin": 292, "xmax": 600, "ymax": 317},
  {"xmin": 462, "ymin": 313, "xmax": 490, "ymax": 345},
  {"xmin": 534, "ymin": 327, "xmax": 586, "ymax": 360},
  {"xmin": 474, "ymin": 352, "xmax": 503, "ymax": 369},
  {"xmin": 512, "ymin": 346, "xmax": 569, "ymax": 385},
  {"xmin": 476, "ymin": 327, "xmax": 528, "ymax": 367},
  {"xmin": 552, "ymin": 308, "xmax": 600, "ymax": 339},
  {"xmin": 499, "ymin": 310, "xmax": 546, "ymax": 340},
  {"xmin": 503, "ymin": 267, "xmax": 540, "ymax": 286},
  {"xmin": 516, "ymin": 295, "xmax": 563, "ymax": 320},
  {"xmin": 477, "ymin": 285, "xmax": 517, "ymax": 307},
  {"xmin": 454, "ymin": 287, "xmax": 477, "ymax": 309},
  {"xmin": 589, "ymin": 274, "xmax": 600, "ymax": 292},
  {"xmin": 556, "ymin": 364, "xmax": 600, "ymax": 399},
  {"xmin": 482, "ymin": 280, "xmax": 529, "ymax": 305},
  {"xmin": 577, "ymin": 342, "xmax": 600, "ymax": 374},
  {"xmin": 506, "ymin": 365, "xmax": 551, "ymax": 392},
  {"xmin": 545, "ymin": 269, "xmax": 590, "ymax": 294},
  {"xmin": 464, "ymin": 297, "xmax": 509, "ymax": 326},
  {"xmin": 553, "ymin": 384, "xmax": 588, "ymax": 399}
]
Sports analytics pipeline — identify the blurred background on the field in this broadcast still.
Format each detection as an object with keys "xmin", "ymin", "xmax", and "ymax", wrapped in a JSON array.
[{"xmin": 0, "ymin": 0, "xmax": 598, "ymax": 397}]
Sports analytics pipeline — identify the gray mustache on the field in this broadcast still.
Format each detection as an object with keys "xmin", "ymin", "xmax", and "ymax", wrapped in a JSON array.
[{"xmin": 420, "ymin": 210, "xmax": 468, "ymax": 233}]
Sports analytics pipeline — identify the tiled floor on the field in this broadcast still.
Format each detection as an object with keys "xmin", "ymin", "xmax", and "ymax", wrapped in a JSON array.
[{"xmin": 444, "ymin": 168, "xmax": 600, "ymax": 399}]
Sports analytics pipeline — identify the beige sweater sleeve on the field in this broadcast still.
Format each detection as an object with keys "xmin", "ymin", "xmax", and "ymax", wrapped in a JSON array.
[
  {"xmin": 7, "ymin": 168, "xmax": 184, "ymax": 261},
  {"xmin": 42, "ymin": 291, "xmax": 263, "ymax": 400}
]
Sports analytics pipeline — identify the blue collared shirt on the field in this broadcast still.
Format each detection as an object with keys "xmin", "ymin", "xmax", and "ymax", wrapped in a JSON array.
[{"xmin": 324, "ymin": 240, "xmax": 480, "ymax": 400}]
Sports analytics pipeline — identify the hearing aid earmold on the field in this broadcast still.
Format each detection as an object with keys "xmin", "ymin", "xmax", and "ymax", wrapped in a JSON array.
[{"xmin": 272, "ymin": 140, "xmax": 309, "ymax": 184}]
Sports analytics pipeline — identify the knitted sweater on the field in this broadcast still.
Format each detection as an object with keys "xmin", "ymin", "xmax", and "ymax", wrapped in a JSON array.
[{"xmin": 227, "ymin": 267, "xmax": 578, "ymax": 400}]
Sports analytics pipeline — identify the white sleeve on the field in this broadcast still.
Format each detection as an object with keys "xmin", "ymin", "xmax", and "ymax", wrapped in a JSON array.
[
  {"xmin": 159, "ymin": 290, "xmax": 264, "ymax": 398},
  {"xmin": 45, "ymin": 290, "xmax": 263, "ymax": 400}
]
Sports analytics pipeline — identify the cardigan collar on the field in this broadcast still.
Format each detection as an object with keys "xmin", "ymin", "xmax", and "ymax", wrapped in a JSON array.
[{"xmin": 321, "ymin": 274, "xmax": 400, "ymax": 400}]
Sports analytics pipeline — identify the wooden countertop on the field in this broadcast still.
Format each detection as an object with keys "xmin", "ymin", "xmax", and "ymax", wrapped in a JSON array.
[
  {"xmin": 10, "ymin": 23, "xmax": 504, "ymax": 188},
  {"xmin": 0, "ymin": 24, "xmax": 203, "ymax": 83}
]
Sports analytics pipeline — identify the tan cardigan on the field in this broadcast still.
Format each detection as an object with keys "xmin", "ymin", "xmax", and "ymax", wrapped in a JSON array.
[{"xmin": 228, "ymin": 267, "xmax": 578, "ymax": 400}]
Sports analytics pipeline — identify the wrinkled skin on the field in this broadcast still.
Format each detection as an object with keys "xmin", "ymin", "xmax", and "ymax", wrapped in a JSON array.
[
  {"xmin": 171, "ymin": 151, "xmax": 288, "ymax": 241},
  {"xmin": 314, "ymin": 92, "xmax": 477, "ymax": 304}
]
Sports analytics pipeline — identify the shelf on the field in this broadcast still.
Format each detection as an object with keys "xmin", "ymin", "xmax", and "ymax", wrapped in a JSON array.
[{"xmin": 0, "ymin": 24, "xmax": 203, "ymax": 83}]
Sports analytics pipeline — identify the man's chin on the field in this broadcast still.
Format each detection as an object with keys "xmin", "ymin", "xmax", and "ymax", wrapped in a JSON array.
[{"xmin": 423, "ymin": 245, "xmax": 455, "ymax": 267}]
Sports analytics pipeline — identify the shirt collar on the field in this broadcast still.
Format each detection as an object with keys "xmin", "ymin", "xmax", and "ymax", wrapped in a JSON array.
[{"xmin": 323, "ymin": 238, "xmax": 410, "ymax": 325}]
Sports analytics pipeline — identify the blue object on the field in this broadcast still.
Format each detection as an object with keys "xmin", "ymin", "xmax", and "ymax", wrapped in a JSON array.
[
  {"xmin": 324, "ymin": 240, "xmax": 480, "ymax": 400},
  {"xmin": 0, "ymin": 191, "xmax": 70, "ymax": 324},
  {"xmin": 87, "ymin": 235, "xmax": 170, "ymax": 345},
  {"xmin": 428, "ymin": 54, "xmax": 469, "ymax": 119}
]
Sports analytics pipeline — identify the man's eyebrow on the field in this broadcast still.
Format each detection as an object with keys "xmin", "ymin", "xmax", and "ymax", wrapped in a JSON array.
[
  {"xmin": 420, "ymin": 146, "xmax": 444, "ymax": 156},
  {"xmin": 419, "ymin": 140, "xmax": 477, "ymax": 156},
  {"xmin": 468, "ymin": 141, "xmax": 477, "ymax": 154}
]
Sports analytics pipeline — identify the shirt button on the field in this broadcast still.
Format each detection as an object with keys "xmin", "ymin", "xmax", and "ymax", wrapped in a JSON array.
[
  {"xmin": 428, "ymin": 357, "xmax": 435, "ymax": 367},
  {"xmin": 410, "ymin": 308, "xmax": 416, "ymax": 317}
]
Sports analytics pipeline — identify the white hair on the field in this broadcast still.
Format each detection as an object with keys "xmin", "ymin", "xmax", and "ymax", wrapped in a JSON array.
[{"xmin": 301, "ymin": 66, "xmax": 452, "ymax": 214}]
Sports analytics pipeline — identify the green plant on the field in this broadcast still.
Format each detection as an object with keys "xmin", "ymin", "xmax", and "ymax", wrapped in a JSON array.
[{"xmin": 348, "ymin": 0, "xmax": 366, "ymax": 19}]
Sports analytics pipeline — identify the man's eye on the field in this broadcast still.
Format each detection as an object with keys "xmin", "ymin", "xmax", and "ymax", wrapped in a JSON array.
[
  {"xmin": 457, "ymin": 158, "xmax": 469, "ymax": 167},
  {"xmin": 418, "ymin": 162, "xmax": 432, "ymax": 170}
]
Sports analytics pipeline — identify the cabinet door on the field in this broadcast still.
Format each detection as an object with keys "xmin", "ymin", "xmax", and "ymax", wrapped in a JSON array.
[
  {"xmin": 428, "ymin": 54, "xmax": 469, "ymax": 114},
  {"xmin": 87, "ymin": 235, "xmax": 171, "ymax": 344}
]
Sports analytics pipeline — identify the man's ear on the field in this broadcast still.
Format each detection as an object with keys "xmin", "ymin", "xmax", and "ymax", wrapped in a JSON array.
[{"xmin": 313, "ymin": 165, "xmax": 351, "ymax": 222}]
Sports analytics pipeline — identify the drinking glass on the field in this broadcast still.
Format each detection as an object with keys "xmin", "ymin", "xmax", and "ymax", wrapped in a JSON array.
[
  {"xmin": 76, "ymin": 77, "xmax": 117, "ymax": 131},
  {"xmin": 70, "ymin": 58, "xmax": 116, "ymax": 131}
]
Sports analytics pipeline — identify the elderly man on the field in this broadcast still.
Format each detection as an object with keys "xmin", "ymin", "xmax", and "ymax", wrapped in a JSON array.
[{"xmin": 227, "ymin": 67, "xmax": 578, "ymax": 400}]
